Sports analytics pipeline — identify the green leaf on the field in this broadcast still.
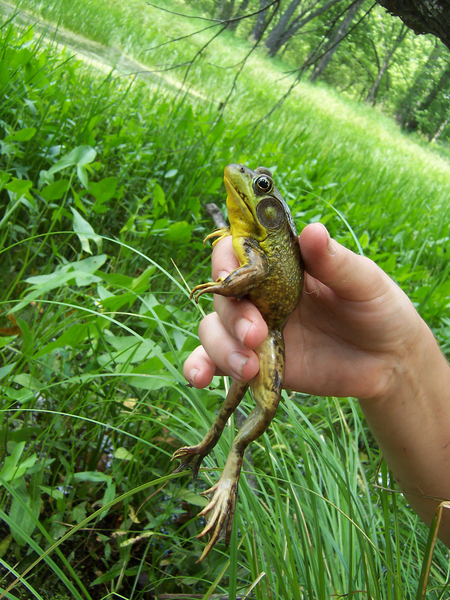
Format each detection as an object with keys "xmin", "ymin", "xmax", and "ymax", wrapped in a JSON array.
[
  {"xmin": 153, "ymin": 183, "xmax": 166, "ymax": 217},
  {"xmin": 71, "ymin": 502, "xmax": 87, "ymax": 524},
  {"xmin": 100, "ymin": 482, "xmax": 116, "ymax": 511},
  {"xmin": 0, "ymin": 362, "xmax": 16, "ymax": 379},
  {"xmin": 164, "ymin": 169, "xmax": 178, "ymax": 178},
  {"xmin": 178, "ymin": 490, "xmax": 208, "ymax": 507},
  {"xmin": 0, "ymin": 442, "xmax": 25, "ymax": 476},
  {"xmin": 5, "ymin": 388, "xmax": 34, "ymax": 404},
  {"xmin": 0, "ymin": 60, "xmax": 10, "ymax": 86},
  {"xmin": 92, "ymin": 564, "xmax": 122, "ymax": 586},
  {"xmin": 17, "ymin": 317, "xmax": 32, "ymax": 352},
  {"xmin": 48, "ymin": 145, "xmax": 96, "ymax": 175},
  {"xmin": 77, "ymin": 164, "xmax": 89, "ymax": 189},
  {"xmin": 9, "ymin": 478, "xmax": 41, "ymax": 545},
  {"xmin": 166, "ymin": 221, "xmax": 193, "ymax": 244},
  {"xmin": 359, "ymin": 232, "xmax": 369, "ymax": 248},
  {"xmin": 114, "ymin": 447, "xmax": 134, "ymax": 461},
  {"xmin": 71, "ymin": 207, "xmax": 102, "ymax": 254},
  {"xmin": 72, "ymin": 471, "xmax": 112, "ymax": 483},
  {"xmin": 0, "ymin": 336, "xmax": 17, "ymax": 348},
  {"xmin": 89, "ymin": 177, "xmax": 118, "ymax": 204},
  {"xmin": 12, "ymin": 373, "xmax": 43, "ymax": 390},
  {"xmin": 40, "ymin": 179, "xmax": 70, "ymax": 201},
  {"xmin": 34, "ymin": 323, "xmax": 93, "ymax": 358},
  {"xmin": 39, "ymin": 485, "xmax": 64, "ymax": 500},
  {"xmin": 26, "ymin": 255, "xmax": 107, "ymax": 288},
  {"xmin": 0, "ymin": 170, "xmax": 11, "ymax": 191},
  {"xmin": 9, "ymin": 47, "xmax": 32, "ymax": 68},
  {"xmin": 0, "ymin": 442, "xmax": 37, "ymax": 483},
  {"xmin": 131, "ymin": 266, "xmax": 155, "ymax": 293},
  {"xmin": 5, "ymin": 178, "xmax": 33, "ymax": 200},
  {"xmin": 5, "ymin": 127, "xmax": 36, "ymax": 142},
  {"xmin": 12, "ymin": 255, "xmax": 108, "ymax": 313},
  {"xmin": 99, "ymin": 336, "xmax": 156, "ymax": 365}
]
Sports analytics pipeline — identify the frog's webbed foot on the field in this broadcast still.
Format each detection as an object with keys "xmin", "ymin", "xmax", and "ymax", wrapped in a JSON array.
[
  {"xmin": 172, "ymin": 445, "xmax": 210, "ymax": 481},
  {"xmin": 196, "ymin": 477, "xmax": 238, "ymax": 563}
]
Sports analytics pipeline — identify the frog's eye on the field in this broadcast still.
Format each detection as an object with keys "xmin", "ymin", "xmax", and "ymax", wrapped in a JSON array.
[{"xmin": 254, "ymin": 175, "xmax": 273, "ymax": 194}]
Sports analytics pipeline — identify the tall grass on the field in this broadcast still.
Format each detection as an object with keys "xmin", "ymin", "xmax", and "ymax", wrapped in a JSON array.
[{"xmin": 1, "ymin": 4, "xmax": 450, "ymax": 599}]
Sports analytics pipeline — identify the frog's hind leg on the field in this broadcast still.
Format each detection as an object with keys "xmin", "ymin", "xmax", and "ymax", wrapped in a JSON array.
[
  {"xmin": 196, "ymin": 332, "xmax": 284, "ymax": 562},
  {"xmin": 172, "ymin": 379, "xmax": 249, "ymax": 480}
]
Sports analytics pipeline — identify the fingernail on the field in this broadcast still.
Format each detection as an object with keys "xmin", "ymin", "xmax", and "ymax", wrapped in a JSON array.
[
  {"xmin": 319, "ymin": 223, "xmax": 336, "ymax": 256},
  {"xmin": 189, "ymin": 368, "xmax": 200, "ymax": 386},
  {"xmin": 320, "ymin": 223, "xmax": 336, "ymax": 255},
  {"xmin": 235, "ymin": 317, "xmax": 252, "ymax": 345},
  {"xmin": 327, "ymin": 237, "xmax": 336, "ymax": 255},
  {"xmin": 228, "ymin": 352, "xmax": 249, "ymax": 379}
]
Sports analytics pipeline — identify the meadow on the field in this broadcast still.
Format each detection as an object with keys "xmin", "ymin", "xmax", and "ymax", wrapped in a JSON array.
[{"xmin": 1, "ymin": 1, "xmax": 450, "ymax": 598}]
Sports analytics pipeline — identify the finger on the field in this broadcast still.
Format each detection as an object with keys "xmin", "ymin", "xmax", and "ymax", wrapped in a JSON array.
[
  {"xmin": 183, "ymin": 345, "xmax": 221, "ymax": 388},
  {"xmin": 211, "ymin": 236, "xmax": 238, "ymax": 280},
  {"xmin": 198, "ymin": 312, "xmax": 260, "ymax": 381},
  {"xmin": 300, "ymin": 223, "xmax": 391, "ymax": 302},
  {"xmin": 213, "ymin": 295, "xmax": 268, "ymax": 349}
]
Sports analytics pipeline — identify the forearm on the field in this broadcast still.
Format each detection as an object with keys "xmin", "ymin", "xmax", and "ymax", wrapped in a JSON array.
[{"xmin": 359, "ymin": 319, "xmax": 450, "ymax": 545}]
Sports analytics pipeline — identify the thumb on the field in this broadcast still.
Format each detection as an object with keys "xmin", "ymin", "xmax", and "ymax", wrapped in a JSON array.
[{"xmin": 299, "ymin": 223, "xmax": 391, "ymax": 302}]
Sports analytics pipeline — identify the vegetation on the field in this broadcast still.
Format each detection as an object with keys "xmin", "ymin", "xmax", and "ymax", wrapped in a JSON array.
[{"xmin": 1, "ymin": 1, "xmax": 450, "ymax": 598}]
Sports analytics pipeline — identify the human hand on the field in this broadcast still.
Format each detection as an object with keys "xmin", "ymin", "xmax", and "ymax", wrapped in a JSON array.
[{"xmin": 184, "ymin": 222, "xmax": 426, "ymax": 401}]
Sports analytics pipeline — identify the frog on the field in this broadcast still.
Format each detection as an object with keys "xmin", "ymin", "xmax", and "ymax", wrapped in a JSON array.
[{"xmin": 173, "ymin": 164, "xmax": 304, "ymax": 562}]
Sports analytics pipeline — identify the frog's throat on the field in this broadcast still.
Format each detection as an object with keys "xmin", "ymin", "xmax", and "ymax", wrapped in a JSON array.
[{"xmin": 224, "ymin": 175, "xmax": 253, "ymax": 223}]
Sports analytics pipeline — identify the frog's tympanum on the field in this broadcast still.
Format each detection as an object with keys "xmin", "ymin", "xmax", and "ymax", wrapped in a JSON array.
[{"xmin": 173, "ymin": 164, "xmax": 304, "ymax": 562}]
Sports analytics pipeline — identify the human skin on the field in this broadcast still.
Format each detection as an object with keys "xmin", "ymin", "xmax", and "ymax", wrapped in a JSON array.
[{"xmin": 184, "ymin": 222, "xmax": 450, "ymax": 546}]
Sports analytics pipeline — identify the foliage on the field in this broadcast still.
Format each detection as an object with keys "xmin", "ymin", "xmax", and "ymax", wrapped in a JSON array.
[{"xmin": 1, "ymin": 4, "xmax": 450, "ymax": 599}]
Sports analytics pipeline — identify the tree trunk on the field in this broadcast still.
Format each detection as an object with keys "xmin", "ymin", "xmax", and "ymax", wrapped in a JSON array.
[
  {"xmin": 265, "ymin": 0, "xmax": 343, "ymax": 57},
  {"xmin": 396, "ymin": 41, "xmax": 442, "ymax": 127},
  {"xmin": 264, "ymin": 0, "xmax": 302, "ymax": 54},
  {"xmin": 309, "ymin": 0, "xmax": 365, "ymax": 83},
  {"xmin": 415, "ymin": 63, "xmax": 450, "ymax": 112},
  {"xmin": 218, "ymin": 0, "xmax": 232, "ymax": 20},
  {"xmin": 228, "ymin": 0, "xmax": 251, "ymax": 31},
  {"xmin": 376, "ymin": 0, "xmax": 450, "ymax": 50},
  {"xmin": 251, "ymin": 0, "xmax": 271, "ymax": 42},
  {"xmin": 365, "ymin": 24, "xmax": 408, "ymax": 105},
  {"xmin": 429, "ymin": 114, "xmax": 450, "ymax": 142},
  {"xmin": 405, "ymin": 62, "xmax": 450, "ymax": 131}
]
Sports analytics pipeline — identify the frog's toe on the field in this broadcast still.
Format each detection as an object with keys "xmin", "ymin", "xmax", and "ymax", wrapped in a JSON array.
[
  {"xmin": 190, "ymin": 280, "xmax": 223, "ymax": 302},
  {"xmin": 195, "ymin": 478, "xmax": 238, "ymax": 562},
  {"xmin": 172, "ymin": 447, "xmax": 206, "ymax": 480}
]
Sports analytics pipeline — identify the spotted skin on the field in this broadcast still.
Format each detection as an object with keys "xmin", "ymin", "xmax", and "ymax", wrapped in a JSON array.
[{"xmin": 172, "ymin": 164, "xmax": 303, "ymax": 562}]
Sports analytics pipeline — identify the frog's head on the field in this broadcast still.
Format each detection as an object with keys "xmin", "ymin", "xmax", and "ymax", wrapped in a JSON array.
[{"xmin": 224, "ymin": 164, "xmax": 297, "ymax": 241}]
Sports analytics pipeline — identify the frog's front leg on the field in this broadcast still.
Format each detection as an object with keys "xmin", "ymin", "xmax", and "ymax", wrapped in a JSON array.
[
  {"xmin": 191, "ymin": 240, "xmax": 269, "ymax": 302},
  {"xmin": 196, "ymin": 332, "xmax": 284, "ymax": 562},
  {"xmin": 172, "ymin": 379, "xmax": 249, "ymax": 480}
]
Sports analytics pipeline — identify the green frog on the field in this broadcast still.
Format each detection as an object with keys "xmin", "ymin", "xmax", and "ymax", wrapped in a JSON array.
[{"xmin": 173, "ymin": 164, "xmax": 303, "ymax": 562}]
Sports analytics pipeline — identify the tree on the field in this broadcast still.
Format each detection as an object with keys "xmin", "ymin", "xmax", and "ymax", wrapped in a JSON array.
[
  {"xmin": 217, "ymin": 0, "xmax": 236, "ymax": 21},
  {"xmin": 395, "ymin": 40, "xmax": 443, "ymax": 127},
  {"xmin": 405, "ymin": 62, "xmax": 450, "ymax": 131},
  {"xmin": 250, "ymin": 0, "xmax": 271, "ymax": 42},
  {"xmin": 228, "ymin": 0, "xmax": 251, "ymax": 31},
  {"xmin": 376, "ymin": 0, "xmax": 450, "ymax": 50},
  {"xmin": 365, "ymin": 23, "xmax": 408, "ymax": 105},
  {"xmin": 309, "ymin": 0, "xmax": 365, "ymax": 82},
  {"xmin": 264, "ymin": 0, "xmax": 344, "ymax": 57}
]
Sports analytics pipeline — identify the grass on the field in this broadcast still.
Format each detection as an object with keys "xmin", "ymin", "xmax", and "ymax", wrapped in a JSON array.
[{"xmin": 1, "ymin": 2, "xmax": 450, "ymax": 598}]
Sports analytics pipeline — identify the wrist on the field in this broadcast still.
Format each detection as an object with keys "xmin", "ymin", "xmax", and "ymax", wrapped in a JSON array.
[{"xmin": 358, "ymin": 315, "xmax": 450, "ymax": 473}]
